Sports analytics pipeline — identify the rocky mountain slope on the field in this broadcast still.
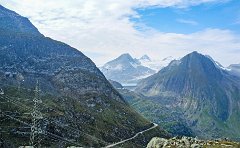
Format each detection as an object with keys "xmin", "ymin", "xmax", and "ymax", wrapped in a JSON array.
[
  {"xmin": 100, "ymin": 53, "xmax": 156, "ymax": 84},
  {"xmin": 147, "ymin": 136, "xmax": 240, "ymax": 148},
  {"xmin": 0, "ymin": 5, "xmax": 42, "ymax": 36},
  {"xmin": 135, "ymin": 51, "xmax": 240, "ymax": 140},
  {"xmin": 0, "ymin": 5, "xmax": 168, "ymax": 147},
  {"xmin": 118, "ymin": 88, "xmax": 194, "ymax": 137}
]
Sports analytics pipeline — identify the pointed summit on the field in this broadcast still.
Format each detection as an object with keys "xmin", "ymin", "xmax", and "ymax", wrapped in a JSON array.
[
  {"xmin": 184, "ymin": 51, "xmax": 203, "ymax": 59},
  {"xmin": 180, "ymin": 51, "xmax": 222, "ymax": 79},
  {"xmin": 120, "ymin": 53, "xmax": 132, "ymax": 57},
  {"xmin": 117, "ymin": 53, "xmax": 134, "ymax": 61},
  {"xmin": 139, "ymin": 55, "xmax": 151, "ymax": 61}
]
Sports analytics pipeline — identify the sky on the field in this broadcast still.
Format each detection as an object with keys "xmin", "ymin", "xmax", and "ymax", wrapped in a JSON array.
[{"xmin": 1, "ymin": 0, "xmax": 240, "ymax": 67}]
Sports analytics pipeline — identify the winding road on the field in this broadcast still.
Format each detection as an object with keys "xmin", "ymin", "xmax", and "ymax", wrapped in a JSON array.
[{"xmin": 104, "ymin": 123, "xmax": 158, "ymax": 148}]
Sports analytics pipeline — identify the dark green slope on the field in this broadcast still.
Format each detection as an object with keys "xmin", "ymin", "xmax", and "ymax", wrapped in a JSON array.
[
  {"xmin": 135, "ymin": 51, "xmax": 240, "ymax": 140},
  {"xmin": 0, "ymin": 5, "xmax": 168, "ymax": 147}
]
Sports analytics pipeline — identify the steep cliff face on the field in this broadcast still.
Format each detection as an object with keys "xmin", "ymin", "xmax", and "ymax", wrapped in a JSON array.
[
  {"xmin": 135, "ymin": 52, "xmax": 240, "ymax": 140},
  {"xmin": 0, "ymin": 5, "xmax": 167, "ymax": 147}
]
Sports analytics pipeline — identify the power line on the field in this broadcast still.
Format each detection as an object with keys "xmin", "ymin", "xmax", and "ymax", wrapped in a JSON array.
[
  {"xmin": 2, "ymin": 112, "xmax": 83, "ymax": 147},
  {"xmin": 0, "ymin": 83, "xmax": 149, "ymax": 147},
  {"xmin": 0, "ymin": 94, "xmax": 98, "ymax": 146},
  {"xmin": 8, "ymin": 95, "xmax": 109, "ymax": 145},
  {"xmin": 2, "ymin": 94, "xmax": 144, "ymax": 147},
  {"xmin": 0, "ymin": 84, "xmax": 113, "ymax": 144},
  {"xmin": 1, "ymin": 91, "xmax": 81, "ymax": 146}
]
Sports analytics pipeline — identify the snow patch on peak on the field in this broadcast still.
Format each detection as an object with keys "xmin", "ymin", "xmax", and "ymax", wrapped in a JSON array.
[
  {"xmin": 104, "ymin": 64, "xmax": 123, "ymax": 71},
  {"xmin": 139, "ymin": 56, "xmax": 175, "ymax": 71},
  {"xmin": 215, "ymin": 61, "xmax": 231, "ymax": 71}
]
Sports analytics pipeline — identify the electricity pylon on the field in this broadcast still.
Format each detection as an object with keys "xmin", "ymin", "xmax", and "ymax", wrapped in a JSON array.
[{"xmin": 29, "ymin": 80, "xmax": 43, "ymax": 147}]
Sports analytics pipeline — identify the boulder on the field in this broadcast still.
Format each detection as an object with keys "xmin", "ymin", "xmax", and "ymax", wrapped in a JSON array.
[{"xmin": 147, "ymin": 137, "xmax": 168, "ymax": 148}]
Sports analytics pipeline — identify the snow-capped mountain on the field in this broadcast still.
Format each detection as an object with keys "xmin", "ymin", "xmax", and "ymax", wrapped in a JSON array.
[
  {"xmin": 100, "ymin": 53, "xmax": 156, "ymax": 84},
  {"xmin": 100, "ymin": 54, "xmax": 177, "ymax": 85}
]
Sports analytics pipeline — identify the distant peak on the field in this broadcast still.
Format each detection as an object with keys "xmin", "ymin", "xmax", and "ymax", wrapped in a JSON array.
[
  {"xmin": 185, "ymin": 51, "xmax": 206, "ymax": 59},
  {"xmin": 189, "ymin": 51, "xmax": 201, "ymax": 56},
  {"xmin": 121, "ymin": 53, "xmax": 131, "ymax": 57},
  {"xmin": 192, "ymin": 51, "xmax": 199, "ymax": 54},
  {"xmin": 118, "ymin": 53, "xmax": 133, "ymax": 60},
  {"xmin": 140, "ymin": 55, "xmax": 151, "ymax": 61}
]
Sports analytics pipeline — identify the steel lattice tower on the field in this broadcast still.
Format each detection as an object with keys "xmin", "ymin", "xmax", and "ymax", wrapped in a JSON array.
[{"xmin": 29, "ymin": 80, "xmax": 43, "ymax": 147}]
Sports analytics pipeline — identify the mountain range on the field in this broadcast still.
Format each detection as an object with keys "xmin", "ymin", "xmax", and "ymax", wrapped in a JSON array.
[
  {"xmin": 1, "ymin": 3, "xmax": 240, "ymax": 147},
  {"xmin": 0, "ymin": 5, "xmax": 168, "ymax": 147},
  {"xmin": 100, "ymin": 53, "xmax": 174, "ymax": 84},
  {"xmin": 133, "ymin": 51, "xmax": 240, "ymax": 140}
]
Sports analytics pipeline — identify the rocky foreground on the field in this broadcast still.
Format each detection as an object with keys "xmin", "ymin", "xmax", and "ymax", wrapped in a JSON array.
[{"xmin": 147, "ymin": 136, "xmax": 240, "ymax": 148}]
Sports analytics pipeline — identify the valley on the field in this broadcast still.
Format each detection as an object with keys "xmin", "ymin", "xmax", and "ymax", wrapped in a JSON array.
[{"xmin": 118, "ymin": 52, "xmax": 240, "ymax": 141}]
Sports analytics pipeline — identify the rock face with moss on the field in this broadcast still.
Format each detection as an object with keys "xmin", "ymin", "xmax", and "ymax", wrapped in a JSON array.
[
  {"xmin": 0, "ymin": 5, "xmax": 168, "ymax": 147},
  {"xmin": 147, "ymin": 136, "xmax": 240, "ymax": 148},
  {"xmin": 135, "ymin": 52, "xmax": 240, "ymax": 140}
]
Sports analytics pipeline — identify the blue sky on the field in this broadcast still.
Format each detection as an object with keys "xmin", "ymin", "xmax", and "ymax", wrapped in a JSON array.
[
  {"xmin": 133, "ymin": 0, "xmax": 240, "ymax": 34},
  {"xmin": 1, "ymin": 0, "xmax": 240, "ymax": 66}
]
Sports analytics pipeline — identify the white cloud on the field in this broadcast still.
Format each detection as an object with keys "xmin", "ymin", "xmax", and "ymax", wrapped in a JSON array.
[
  {"xmin": 137, "ymin": 0, "xmax": 228, "ymax": 8},
  {"xmin": 1, "ymin": 0, "xmax": 239, "ymax": 67},
  {"xmin": 177, "ymin": 19, "xmax": 198, "ymax": 25}
]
